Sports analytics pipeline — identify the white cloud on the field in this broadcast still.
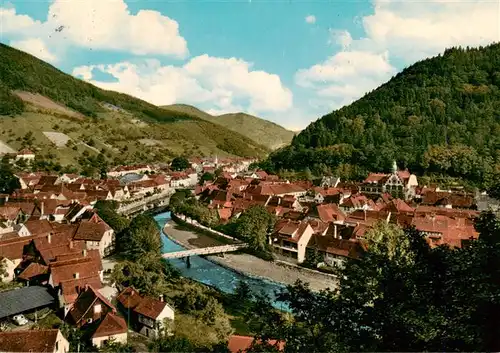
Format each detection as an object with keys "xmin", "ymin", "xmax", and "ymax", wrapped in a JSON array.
[
  {"xmin": 10, "ymin": 38, "xmax": 58, "ymax": 63},
  {"xmin": 305, "ymin": 15, "xmax": 316, "ymax": 24},
  {"xmin": 73, "ymin": 56, "xmax": 293, "ymax": 114},
  {"xmin": 1, "ymin": 0, "xmax": 188, "ymax": 58},
  {"xmin": 297, "ymin": 0, "xmax": 500, "ymax": 111}
]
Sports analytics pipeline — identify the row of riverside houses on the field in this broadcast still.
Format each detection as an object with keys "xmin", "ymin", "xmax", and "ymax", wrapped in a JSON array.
[
  {"xmin": 0, "ymin": 172, "xmax": 176, "ymax": 352},
  {"xmin": 196, "ymin": 160, "xmax": 490, "ymax": 267}
]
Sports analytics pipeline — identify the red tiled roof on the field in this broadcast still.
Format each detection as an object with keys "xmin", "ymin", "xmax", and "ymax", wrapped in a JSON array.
[
  {"xmin": 134, "ymin": 296, "xmax": 167, "ymax": 319},
  {"xmin": 60, "ymin": 275, "xmax": 103, "ymax": 305},
  {"xmin": 17, "ymin": 262, "xmax": 49, "ymax": 280},
  {"xmin": 17, "ymin": 148, "xmax": 35, "ymax": 155},
  {"xmin": 116, "ymin": 287, "xmax": 143, "ymax": 309},
  {"xmin": 73, "ymin": 214, "xmax": 111, "ymax": 242},
  {"xmin": 218, "ymin": 208, "xmax": 232, "ymax": 221},
  {"xmin": 0, "ymin": 235, "xmax": 41, "ymax": 260},
  {"xmin": 0, "ymin": 206, "xmax": 21, "ymax": 221},
  {"xmin": 116, "ymin": 287, "xmax": 167, "ymax": 319},
  {"xmin": 92, "ymin": 312, "xmax": 128, "ymax": 338},
  {"xmin": 0, "ymin": 329, "xmax": 61, "ymax": 352},
  {"xmin": 50, "ymin": 255, "xmax": 103, "ymax": 286},
  {"xmin": 227, "ymin": 335, "xmax": 284, "ymax": 353},
  {"xmin": 69, "ymin": 285, "xmax": 115, "ymax": 324},
  {"xmin": 24, "ymin": 219, "xmax": 54, "ymax": 236},
  {"xmin": 316, "ymin": 204, "xmax": 346, "ymax": 223},
  {"xmin": 379, "ymin": 199, "xmax": 414, "ymax": 213}
]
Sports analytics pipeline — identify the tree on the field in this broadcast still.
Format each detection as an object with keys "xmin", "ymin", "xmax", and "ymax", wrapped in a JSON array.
[
  {"xmin": 199, "ymin": 172, "xmax": 215, "ymax": 185},
  {"xmin": 234, "ymin": 205, "xmax": 276, "ymax": 255},
  {"xmin": 233, "ymin": 280, "xmax": 253, "ymax": 304},
  {"xmin": 121, "ymin": 214, "xmax": 162, "ymax": 260},
  {"xmin": 245, "ymin": 214, "xmax": 500, "ymax": 352},
  {"xmin": 111, "ymin": 254, "xmax": 179, "ymax": 297},
  {"xmin": 99, "ymin": 339, "xmax": 135, "ymax": 353},
  {"xmin": 487, "ymin": 180, "xmax": 500, "ymax": 200},
  {"xmin": 171, "ymin": 156, "xmax": 190, "ymax": 171},
  {"xmin": 94, "ymin": 200, "xmax": 130, "ymax": 235},
  {"xmin": 0, "ymin": 163, "xmax": 21, "ymax": 194}
]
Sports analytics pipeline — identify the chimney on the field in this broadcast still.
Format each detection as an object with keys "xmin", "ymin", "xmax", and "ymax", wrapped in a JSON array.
[
  {"xmin": 47, "ymin": 233, "xmax": 52, "ymax": 244},
  {"xmin": 363, "ymin": 209, "xmax": 367, "ymax": 221},
  {"xmin": 159, "ymin": 295, "xmax": 164, "ymax": 302},
  {"xmin": 41, "ymin": 201, "xmax": 44, "ymax": 216},
  {"xmin": 82, "ymin": 249, "xmax": 87, "ymax": 257},
  {"xmin": 69, "ymin": 240, "xmax": 73, "ymax": 249},
  {"xmin": 334, "ymin": 224, "xmax": 338, "ymax": 239},
  {"xmin": 74, "ymin": 272, "xmax": 79, "ymax": 279}
]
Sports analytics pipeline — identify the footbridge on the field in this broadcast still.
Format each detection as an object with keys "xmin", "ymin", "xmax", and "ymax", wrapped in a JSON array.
[{"xmin": 162, "ymin": 243, "xmax": 247, "ymax": 259}]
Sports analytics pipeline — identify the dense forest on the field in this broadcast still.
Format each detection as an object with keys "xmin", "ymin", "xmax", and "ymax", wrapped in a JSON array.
[
  {"xmin": 0, "ymin": 43, "xmax": 193, "ymax": 122},
  {"xmin": 265, "ymin": 44, "xmax": 500, "ymax": 187}
]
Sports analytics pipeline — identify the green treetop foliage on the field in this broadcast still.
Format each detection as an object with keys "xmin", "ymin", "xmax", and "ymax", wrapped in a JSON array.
[
  {"xmin": 265, "ymin": 44, "xmax": 500, "ymax": 187},
  {"xmin": 171, "ymin": 156, "xmax": 190, "ymax": 171},
  {"xmin": 94, "ymin": 200, "xmax": 130, "ymax": 234},
  {"xmin": 120, "ymin": 213, "xmax": 162, "ymax": 260},
  {"xmin": 111, "ymin": 252, "xmax": 179, "ymax": 297},
  {"xmin": 234, "ymin": 205, "xmax": 276, "ymax": 255},
  {"xmin": 0, "ymin": 44, "xmax": 193, "ymax": 122},
  {"xmin": 248, "ymin": 213, "xmax": 500, "ymax": 352},
  {"xmin": 0, "ymin": 161, "xmax": 21, "ymax": 194}
]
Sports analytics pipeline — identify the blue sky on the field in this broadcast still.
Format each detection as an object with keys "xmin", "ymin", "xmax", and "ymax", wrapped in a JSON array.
[{"xmin": 1, "ymin": 0, "xmax": 498, "ymax": 130}]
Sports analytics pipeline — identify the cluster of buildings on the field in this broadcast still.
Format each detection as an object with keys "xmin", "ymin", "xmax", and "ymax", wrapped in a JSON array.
[
  {"xmin": 0, "ymin": 157, "xmax": 261, "ymax": 352},
  {"xmin": 196, "ymin": 161, "xmax": 491, "ymax": 266}
]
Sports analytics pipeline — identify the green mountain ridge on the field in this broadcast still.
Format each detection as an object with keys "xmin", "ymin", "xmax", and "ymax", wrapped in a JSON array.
[
  {"xmin": 162, "ymin": 104, "xmax": 295, "ymax": 150},
  {"xmin": 0, "ymin": 44, "xmax": 269, "ymax": 171},
  {"xmin": 266, "ymin": 43, "xmax": 500, "ymax": 187}
]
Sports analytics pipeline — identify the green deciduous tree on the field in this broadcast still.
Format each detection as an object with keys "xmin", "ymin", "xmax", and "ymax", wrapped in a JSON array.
[
  {"xmin": 234, "ymin": 205, "xmax": 276, "ymax": 255},
  {"xmin": 248, "ymin": 213, "xmax": 500, "ymax": 352},
  {"xmin": 0, "ymin": 162, "xmax": 21, "ymax": 194},
  {"xmin": 171, "ymin": 156, "xmax": 190, "ymax": 171}
]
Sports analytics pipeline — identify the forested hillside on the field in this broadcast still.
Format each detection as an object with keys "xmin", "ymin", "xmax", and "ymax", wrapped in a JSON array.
[
  {"xmin": 0, "ymin": 44, "xmax": 269, "ymax": 167},
  {"xmin": 265, "ymin": 44, "xmax": 500, "ymax": 187},
  {"xmin": 163, "ymin": 104, "xmax": 295, "ymax": 150}
]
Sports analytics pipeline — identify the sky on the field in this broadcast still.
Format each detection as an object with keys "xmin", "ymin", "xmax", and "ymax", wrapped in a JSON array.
[{"xmin": 1, "ymin": 0, "xmax": 499, "ymax": 130}]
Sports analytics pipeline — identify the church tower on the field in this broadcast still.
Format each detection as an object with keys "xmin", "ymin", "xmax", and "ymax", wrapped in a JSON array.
[{"xmin": 392, "ymin": 160, "xmax": 398, "ymax": 174}]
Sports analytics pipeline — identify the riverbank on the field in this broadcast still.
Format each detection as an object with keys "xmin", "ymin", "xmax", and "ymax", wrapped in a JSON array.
[{"xmin": 164, "ymin": 220, "xmax": 338, "ymax": 292}]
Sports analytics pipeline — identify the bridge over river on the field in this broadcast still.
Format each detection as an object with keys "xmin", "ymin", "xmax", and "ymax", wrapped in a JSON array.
[{"xmin": 162, "ymin": 243, "xmax": 247, "ymax": 259}]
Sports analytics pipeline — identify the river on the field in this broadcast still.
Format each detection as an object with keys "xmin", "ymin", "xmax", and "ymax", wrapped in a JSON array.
[{"xmin": 155, "ymin": 212, "xmax": 290, "ymax": 310}]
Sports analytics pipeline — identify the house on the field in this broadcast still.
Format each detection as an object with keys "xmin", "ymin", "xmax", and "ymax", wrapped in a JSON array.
[
  {"xmin": 320, "ymin": 176, "xmax": 340, "ymax": 188},
  {"xmin": 116, "ymin": 287, "xmax": 174, "ymax": 339},
  {"xmin": 66, "ymin": 285, "xmax": 116, "ymax": 326},
  {"xmin": 315, "ymin": 204, "xmax": 346, "ymax": 223},
  {"xmin": 307, "ymin": 235, "xmax": 365, "ymax": 268},
  {"xmin": 91, "ymin": 312, "xmax": 129, "ymax": 348},
  {"xmin": 17, "ymin": 262, "xmax": 50, "ymax": 285},
  {"xmin": 271, "ymin": 220, "xmax": 315, "ymax": 263},
  {"xmin": 15, "ymin": 148, "xmax": 36, "ymax": 162},
  {"xmin": 73, "ymin": 213, "xmax": 114, "ymax": 257},
  {"xmin": 108, "ymin": 165, "xmax": 151, "ymax": 178},
  {"xmin": 0, "ymin": 206, "xmax": 23, "ymax": 234},
  {"xmin": 340, "ymin": 194, "xmax": 376, "ymax": 213},
  {"xmin": 359, "ymin": 161, "xmax": 418, "ymax": 200},
  {"xmin": 227, "ymin": 335, "xmax": 285, "ymax": 353},
  {"xmin": 0, "ymin": 329, "xmax": 69, "ymax": 353},
  {"xmin": 0, "ymin": 235, "xmax": 40, "ymax": 281},
  {"xmin": 48, "ymin": 252, "xmax": 104, "ymax": 313}
]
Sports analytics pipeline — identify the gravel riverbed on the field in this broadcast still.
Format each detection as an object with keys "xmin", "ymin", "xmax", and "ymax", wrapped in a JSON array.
[{"xmin": 163, "ymin": 221, "xmax": 338, "ymax": 292}]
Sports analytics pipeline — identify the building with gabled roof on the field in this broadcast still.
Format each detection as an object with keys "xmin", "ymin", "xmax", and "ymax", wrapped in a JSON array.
[
  {"xmin": 116, "ymin": 287, "xmax": 174, "ymax": 339},
  {"xmin": 271, "ymin": 219, "xmax": 314, "ymax": 263},
  {"xmin": 0, "ymin": 329, "xmax": 69, "ymax": 353},
  {"xmin": 72, "ymin": 213, "xmax": 114, "ymax": 257},
  {"xmin": 66, "ymin": 285, "xmax": 116, "ymax": 327},
  {"xmin": 91, "ymin": 312, "xmax": 128, "ymax": 348}
]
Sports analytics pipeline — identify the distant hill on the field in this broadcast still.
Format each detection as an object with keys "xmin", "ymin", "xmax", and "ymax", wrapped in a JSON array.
[
  {"xmin": 266, "ymin": 44, "xmax": 500, "ymax": 187},
  {"xmin": 0, "ymin": 44, "xmax": 269, "ymax": 172},
  {"xmin": 163, "ymin": 104, "xmax": 295, "ymax": 150}
]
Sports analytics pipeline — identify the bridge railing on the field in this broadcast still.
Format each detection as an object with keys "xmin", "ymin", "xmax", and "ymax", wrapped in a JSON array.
[{"xmin": 162, "ymin": 243, "xmax": 247, "ymax": 259}]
